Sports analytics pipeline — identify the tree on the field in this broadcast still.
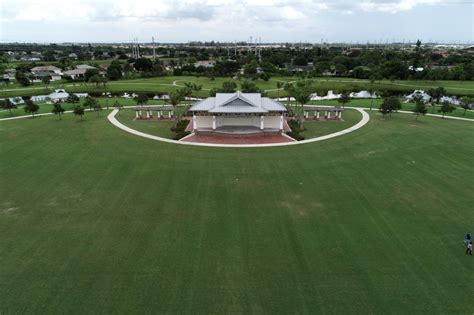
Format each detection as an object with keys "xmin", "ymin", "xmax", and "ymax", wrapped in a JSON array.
[
  {"xmin": 166, "ymin": 90, "xmax": 185, "ymax": 124},
  {"xmin": 243, "ymin": 61, "xmax": 258, "ymax": 79},
  {"xmin": 459, "ymin": 97, "xmax": 473, "ymax": 116},
  {"xmin": 240, "ymin": 80, "xmax": 260, "ymax": 93},
  {"xmin": 73, "ymin": 105, "xmax": 85, "ymax": 120},
  {"xmin": 284, "ymin": 82, "xmax": 294, "ymax": 107},
  {"xmin": 41, "ymin": 76, "xmax": 51, "ymax": 89},
  {"xmin": 292, "ymin": 80, "xmax": 314, "ymax": 130},
  {"xmin": 84, "ymin": 96, "xmax": 98, "ymax": 110},
  {"xmin": 0, "ymin": 99, "xmax": 17, "ymax": 116},
  {"xmin": 24, "ymin": 99, "xmax": 39, "ymax": 117},
  {"xmin": 412, "ymin": 96, "xmax": 427, "ymax": 120},
  {"xmin": 92, "ymin": 101, "xmax": 102, "ymax": 117},
  {"xmin": 135, "ymin": 94, "xmax": 149, "ymax": 105},
  {"xmin": 84, "ymin": 68, "xmax": 99, "ymax": 82},
  {"xmin": 379, "ymin": 99, "xmax": 392, "ymax": 119},
  {"xmin": 221, "ymin": 81, "xmax": 237, "ymax": 93},
  {"xmin": 15, "ymin": 71, "xmax": 31, "ymax": 86},
  {"xmin": 88, "ymin": 74, "xmax": 102, "ymax": 87},
  {"xmin": 276, "ymin": 81, "xmax": 284, "ymax": 99},
  {"xmin": 52, "ymin": 103, "xmax": 65, "ymax": 120},
  {"xmin": 427, "ymin": 87, "xmax": 446, "ymax": 113},
  {"xmin": 100, "ymin": 76, "xmax": 108, "ymax": 87},
  {"xmin": 134, "ymin": 58, "xmax": 153, "ymax": 72},
  {"xmin": 379, "ymin": 97, "xmax": 400, "ymax": 119},
  {"xmin": 114, "ymin": 100, "xmax": 123, "ymax": 116},
  {"xmin": 438, "ymin": 101, "xmax": 456, "ymax": 118},
  {"xmin": 66, "ymin": 94, "xmax": 80, "ymax": 104},
  {"xmin": 260, "ymin": 73, "xmax": 270, "ymax": 81},
  {"xmin": 183, "ymin": 82, "xmax": 202, "ymax": 98},
  {"xmin": 337, "ymin": 91, "xmax": 351, "ymax": 109},
  {"xmin": 106, "ymin": 60, "xmax": 123, "ymax": 80}
]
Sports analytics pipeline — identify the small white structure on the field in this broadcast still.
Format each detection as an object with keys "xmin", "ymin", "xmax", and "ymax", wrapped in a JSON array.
[
  {"xmin": 48, "ymin": 89, "xmax": 70, "ymax": 102},
  {"xmin": 194, "ymin": 60, "xmax": 215, "ymax": 68},
  {"xmin": 405, "ymin": 90, "xmax": 431, "ymax": 103},
  {"xmin": 189, "ymin": 92, "xmax": 287, "ymax": 133}
]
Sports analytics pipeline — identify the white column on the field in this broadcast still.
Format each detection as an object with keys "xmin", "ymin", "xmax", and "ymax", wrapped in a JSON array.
[
  {"xmin": 260, "ymin": 115, "xmax": 264, "ymax": 130},
  {"xmin": 327, "ymin": 111, "xmax": 331, "ymax": 119},
  {"xmin": 279, "ymin": 114, "xmax": 283, "ymax": 131},
  {"xmin": 193, "ymin": 114, "xmax": 197, "ymax": 131},
  {"xmin": 212, "ymin": 115, "xmax": 216, "ymax": 130},
  {"xmin": 316, "ymin": 111, "xmax": 320, "ymax": 119},
  {"xmin": 139, "ymin": 110, "xmax": 142, "ymax": 117},
  {"xmin": 146, "ymin": 111, "xmax": 150, "ymax": 119},
  {"xmin": 168, "ymin": 111, "xmax": 172, "ymax": 118},
  {"xmin": 157, "ymin": 111, "xmax": 161, "ymax": 118},
  {"xmin": 304, "ymin": 111, "xmax": 308, "ymax": 119},
  {"xmin": 339, "ymin": 111, "xmax": 342, "ymax": 119},
  {"xmin": 135, "ymin": 111, "xmax": 139, "ymax": 118}
]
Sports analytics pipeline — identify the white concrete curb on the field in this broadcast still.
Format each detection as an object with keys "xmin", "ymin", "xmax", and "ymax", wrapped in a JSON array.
[{"xmin": 106, "ymin": 108, "xmax": 370, "ymax": 148}]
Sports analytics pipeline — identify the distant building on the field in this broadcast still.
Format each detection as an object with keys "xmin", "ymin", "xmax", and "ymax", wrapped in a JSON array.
[
  {"xmin": 408, "ymin": 66, "xmax": 424, "ymax": 72},
  {"xmin": 63, "ymin": 64, "xmax": 97, "ymax": 80},
  {"xmin": 48, "ymin": 89, "xmax": 69, "ymax": 102},
  {"xmin": 194, "ymin": 60, "xmax": 215, "ymax": 68},
  {"xmin": 2, "ymin": 69, "xmax": 16, "ymax": 84},
  {"xmin": 30, "ymin": 65, "xmax": 62, "ymax": 83}
]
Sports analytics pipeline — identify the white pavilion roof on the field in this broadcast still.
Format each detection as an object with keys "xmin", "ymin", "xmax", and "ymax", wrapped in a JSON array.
[{"xmin": 189, "ymin": 91, "xmax": 286, "ymax": 114}]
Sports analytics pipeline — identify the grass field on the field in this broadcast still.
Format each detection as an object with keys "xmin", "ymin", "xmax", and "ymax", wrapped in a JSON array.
[
  {"xmin": 301, "ymin": 109, "xmax": 362, "ymax": 139},
  {"xmin": 1, "ymin": 76, "xmax": 473, "ymax": 98},
  {"xmin": 0, "ymin": 110, "xmax": 473, "ymax": 313}
]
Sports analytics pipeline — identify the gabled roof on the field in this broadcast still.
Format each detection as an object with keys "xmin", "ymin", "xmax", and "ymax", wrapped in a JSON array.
[
  {"xmin": 76, "ymin": 64, "xmax": 96, "ymax": 70},
  {"xmin": 190, "ymin": 92, "xmax": 286, "ymax": 114},
  {"xmin": 31, "ymin": 65, "xmax": 61, "ymax": 72},
  {"xmin": 64, "ymin": 69, "xmax": 87, "ymax": 76}
]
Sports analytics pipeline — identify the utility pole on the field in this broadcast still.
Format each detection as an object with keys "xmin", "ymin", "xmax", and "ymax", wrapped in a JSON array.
[
  {"xmin": 136, "ymin": 38, "xmax": 140, "ymax": 58},
  {"xmin": 152, "ymin": 36, "xmax": 156, "ymax": 60}
]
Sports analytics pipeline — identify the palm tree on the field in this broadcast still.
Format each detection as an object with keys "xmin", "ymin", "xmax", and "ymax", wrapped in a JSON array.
[
  {"xmin": 276, "ymin": 81, "xmax": 284, "ymax": 99},
  {"xmin": 167, "ymin": 90, "xmax": 184, "ymax": 125},
  {"xmin": 0, "ymin": 99, "xmax": 17, "ymax": 116},
  {"xmin": 292, "ymin": 80, "xmax": 313, "ymax": 130},
  {"xmin": 460, "ymin": 97, "xmax": 473, "ymax": 116},
  {"xmin": 283, "ymin": 82, "xmax": 294, "ymax": 109},
  {"xmin": 52, "ymin": 103, "xmax": 65, "ymax": 120}
]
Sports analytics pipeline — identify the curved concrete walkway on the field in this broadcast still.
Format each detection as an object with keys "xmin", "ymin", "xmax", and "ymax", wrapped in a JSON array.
[{"xmin": 106, "ymin": 108, "xmax": 370, "ymax": 148}]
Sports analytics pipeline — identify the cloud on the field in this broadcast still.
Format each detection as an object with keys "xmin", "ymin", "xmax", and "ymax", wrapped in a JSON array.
[
  {"xmin": 1, "ymin": 0, "xmax": 447, "ymax": 23},
  {"xmin": 1, "ymin": 0, "xmax": 468, "ymax": 43},
  {"xmin": 358, "ymin": 0, "xmax": 442, "ymax": 13}
]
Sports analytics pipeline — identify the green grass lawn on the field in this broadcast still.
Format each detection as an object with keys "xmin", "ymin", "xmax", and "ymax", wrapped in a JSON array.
[
  {"xmin": 306, "ymin": 99, "xmax": 474, "ymax": 120},
  {"xmin": 0, "ymin": 97, "xmax": 166, "ymax": 119},
  {"xmin": 300, "ymin": 108, "xmax": 362, "ymax": 139},
  {"xmin": 0, "ymin": 109, "xmax": 473, "ymax": 313},
  {"xmin": 115, "ymin": 109, "xmax": 177, "ymax": 139},
  {"xmin": 2, "ymin": 76, "xmax": 473, "ymax": 98}
]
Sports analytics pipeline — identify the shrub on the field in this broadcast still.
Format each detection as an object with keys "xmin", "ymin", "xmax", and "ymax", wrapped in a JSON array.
[
  {"xmin": 170, "ymin": 119, "xmax": 190, "ymax": 133},
  {"xmin": 173, "ymin": 131, "xmax": 190, "ymax": 140},
  {"xmin": 287, "ymin": 131, "xmax": 305, "ymax": 141}
]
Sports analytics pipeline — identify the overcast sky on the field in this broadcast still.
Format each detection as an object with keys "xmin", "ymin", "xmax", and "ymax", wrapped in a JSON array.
[{"xmin": 0, "ymin": 0, "xmax": 473, "ymax": 43}]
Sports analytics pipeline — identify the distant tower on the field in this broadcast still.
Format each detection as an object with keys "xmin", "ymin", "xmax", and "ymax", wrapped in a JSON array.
[
  {"xmin": 152, "ymin": 36, "xmax": 156, "ymax": 60},
  {"xmin": 136, "ymin": 38, "xmax": 140, "ymax": 58}
]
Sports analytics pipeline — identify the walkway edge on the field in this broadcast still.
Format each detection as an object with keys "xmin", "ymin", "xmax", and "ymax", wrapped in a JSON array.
[{"xmin": 107, "ymin": 108, "xmax": 370, "ymax": 148}]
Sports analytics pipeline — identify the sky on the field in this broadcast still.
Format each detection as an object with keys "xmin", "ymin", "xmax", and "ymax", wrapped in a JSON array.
[{"xmin": 0, "ymin": 0, "xmax": 473, "ymax": 43}]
